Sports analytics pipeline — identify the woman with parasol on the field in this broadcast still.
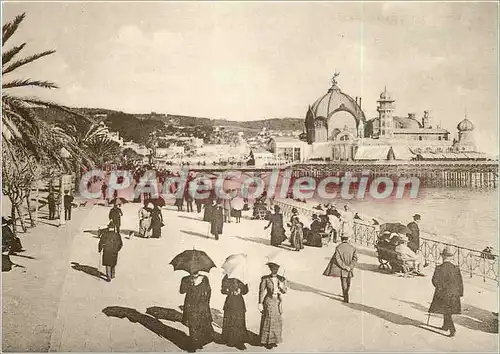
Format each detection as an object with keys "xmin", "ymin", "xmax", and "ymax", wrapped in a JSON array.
[
  {"xmin": 172, "ymin": 250, "xmax": 216, "ymax": 351},
  {"xmin": 258, "ymin": 261, "xmax": 287, "ymax": 349},
  {"xmin": 221, "ymin": 254, "xmax": 249, "ymax": 349}
]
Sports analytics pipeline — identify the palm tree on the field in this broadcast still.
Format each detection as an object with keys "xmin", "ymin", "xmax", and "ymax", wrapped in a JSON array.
[
  {"xmin": 85, "ymin": 136, "xmax": 122, "ymax": 166},
  {"xmin": 2, "ymin": 13, "xmax": 96, "ymax": 231},
  {"xmin": 2, "ymin": 12, "xmax": 92, "ymax": 168}
]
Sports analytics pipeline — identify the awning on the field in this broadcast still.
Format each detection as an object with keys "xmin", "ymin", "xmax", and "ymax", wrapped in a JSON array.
[
  {"xmin": 390, "ymin": 145, "xmax": 416, "ymax": 160},
  {"xmin": 355, "ymin": 145, "xmax": 391, "ymax": 160}
]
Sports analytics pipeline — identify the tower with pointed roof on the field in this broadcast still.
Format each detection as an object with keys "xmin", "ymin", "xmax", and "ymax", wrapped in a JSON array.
[{"xmin": 377, "ymin": 87, "xmax": 394, "ymax": 139}]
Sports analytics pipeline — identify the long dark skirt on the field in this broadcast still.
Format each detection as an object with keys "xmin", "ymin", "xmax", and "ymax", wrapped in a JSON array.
[
  {"xmin": 259, "ymin": 297, "xmax": 282, "ymax": 345},
  {"xmin": 102, "ymin": 251, "xmax": 118, "ymax": 267},
  {"xmin": 151, "ymin": 226, "xmax": 161, "ymax": 238},
  {"xmin": 222, "ymin": 310, "xmax": 248, "ymax": 345}
]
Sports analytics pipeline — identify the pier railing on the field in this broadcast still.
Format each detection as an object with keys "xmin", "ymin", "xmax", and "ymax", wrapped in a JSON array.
[{"xmin": 274, "ymin": 200, "xmax": 498, "ymax": 284}]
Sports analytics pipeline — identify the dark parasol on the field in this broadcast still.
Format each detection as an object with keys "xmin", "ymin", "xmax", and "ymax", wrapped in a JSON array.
[{"xmin": 170, "ymin": 249, "xmax": 216, "ymax": 274}]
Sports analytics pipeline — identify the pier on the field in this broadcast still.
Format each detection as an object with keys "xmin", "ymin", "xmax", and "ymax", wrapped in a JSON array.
[{"xmin": 291, "ymin": 161, "xmax": 499, "ymax": 189}]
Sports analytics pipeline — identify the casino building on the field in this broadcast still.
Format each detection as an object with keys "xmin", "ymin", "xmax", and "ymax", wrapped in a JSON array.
[{"xmin": 269, "ymin": 74, "xmax": 487, "ymax": 162}]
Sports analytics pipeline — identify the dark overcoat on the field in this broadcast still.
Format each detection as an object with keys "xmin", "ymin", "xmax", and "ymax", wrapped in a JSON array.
[
  {"xmin": 407, "ymin": 221, "xmax": 420, "ymax": 253},
  {"xmin": 109, "ymin": 207, "xmax": 123, "ymax": 227},
  {"xmin": 98, "ymin": 230, "xmax": 123, "ymax": 267},
  {"xmin": 429, "ymin": 261, "xmax": 463, "ymax": 314},
  {"xmin": 210, "ymin": 206, "xmax": 224, "ymax": 235},
  {"xmin": 324, "ymin": 241, "xmax": 358, "ymax": 278}
]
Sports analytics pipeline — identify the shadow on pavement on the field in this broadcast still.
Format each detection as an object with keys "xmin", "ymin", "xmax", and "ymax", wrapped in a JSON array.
[
  {"xmin": 344, "ymin": 302, "xmax": 448, "ymax": 337},
  {"xmin": 233, "ymin": 236, "xmax": 270, "ymax": 246},
  {"xmin": 356, "ymin": 262, "xmax": 388, "ymax": 274},
  {"xmin": 83, "ymin": 230, "xmax": 101, "ymax": 238},
  {"xmin": 395, "ymin": 299, "xmax": 499, "ymax": 334},
  {"xmin": 178, "ymin": 215, "xmax": 204, "ymax": 222},
  {"xmin": 181, "ymin": 230, "xmax": 210, "ymax": 239},
  {"xmin": 2, "ymin": 254, "xmax": 25, "ymax": 272},
  {"xmin": 102, "ymin": 306, "xmax": 191, "ymax": 351},
  {"xmin": 70, "ymin": 262, "xmax": 107, "ymax": 280},
  {"xmin": 287, "ymin": 280, "xmax": 343, "ymax": 301}
]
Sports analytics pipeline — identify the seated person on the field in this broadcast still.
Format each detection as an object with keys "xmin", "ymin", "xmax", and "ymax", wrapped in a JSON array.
[
  {"xmin": 394, "ymin": 235, "xmax": 424, "ymax": 274},
  {"xmin": 304, "ymin": 214, "xmax": 323, "ymax": 247}
]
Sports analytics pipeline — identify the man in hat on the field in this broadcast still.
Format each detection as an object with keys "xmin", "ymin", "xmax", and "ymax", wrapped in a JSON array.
[
  {"xmin": 63, "ymin": 190, "xmax": 74, "ymax": 221},
  {"xmin": 395, "ymin": 234, "xmax": 424, "ymax": 275},
  {"xmin": 323, "ymin": 235, "xmax": 358, "ymax": 303},
  {"xmin": 98, "ymin": 220, "xmax": 123, "ymax": 282},
  {"xmin": 407, "ymin": 214, "xmax": 421, "ymax": 253},
  {"xmin": 428, "ymin": 247, "xmax": 463, "ymax": 337}
]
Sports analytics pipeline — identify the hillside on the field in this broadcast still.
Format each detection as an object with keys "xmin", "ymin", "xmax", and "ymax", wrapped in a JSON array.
[{"xmin": 33, "ymin": 106, "xmax": 304, "ymax": 144}]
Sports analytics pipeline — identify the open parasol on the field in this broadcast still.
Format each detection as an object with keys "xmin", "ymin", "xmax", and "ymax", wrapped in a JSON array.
[
  {"xmin": 221, "ymin": 253, "xmax": 248, "ymax": 283},
  {"xmin": 170, "ymin": 249, "xmax": 216, "ymax": 274}
]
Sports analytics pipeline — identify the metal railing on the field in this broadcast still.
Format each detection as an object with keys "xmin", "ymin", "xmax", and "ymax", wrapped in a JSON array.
[{"xmin": 275, "ymin": 200, "xmax": 498, "ymax": 284}]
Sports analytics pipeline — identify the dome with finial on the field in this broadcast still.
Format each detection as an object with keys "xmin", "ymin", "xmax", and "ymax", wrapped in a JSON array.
[
  {"xmin": 308, "ymin": 73, "xmax": 366, "ymax": 123},
  {"xmin": 457, "ymin": 117, "xmax": 474, "ymax": 131},
  {"xmin": 379, "ymin": 86, "xmax": 393, "ymax": 100}
]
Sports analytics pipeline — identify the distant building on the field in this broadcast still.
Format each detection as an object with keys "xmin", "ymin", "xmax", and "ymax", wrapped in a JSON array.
[
  {"xmin": 252, "ymin": 148, "xmax": 275, "ymax": 167},
  {"xmin": 302, "ymin": 74, "xmax": 486, "ymax": 161}
]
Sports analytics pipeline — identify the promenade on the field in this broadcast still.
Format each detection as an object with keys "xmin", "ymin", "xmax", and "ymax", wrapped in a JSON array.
[{"xmin": 2, "ymin": 202, "xmax": 498, "ymax": 352}]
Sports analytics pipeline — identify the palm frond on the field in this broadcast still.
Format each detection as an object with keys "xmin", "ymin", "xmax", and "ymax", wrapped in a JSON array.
[
  {"xmin": 20, "ymin": 97, "xmax": 94, "ymax": 123},
  {"xmin": 2, "ymin": 13, "xmax": 25, "ymax": 46},
  {"xmin": 2, "ymin": 43, "xmax": 26, "ymax": 66},
  {"xmin": 3, "ymin": 50, "xmax": 56, "ymax": 75},
  {"xmin": 2, "ymin": 79, "xmax": 58, "ymax": 89}
]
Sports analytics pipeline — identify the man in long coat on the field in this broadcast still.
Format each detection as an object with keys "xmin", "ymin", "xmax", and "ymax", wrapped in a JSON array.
[
  {"xmin": 428, "ymin": 246, "xmax": 463, "ymax": 337},
  {"xmin": 108, "ymin": 203, "xmax": 123, "ymax": 233},
  {"xmin": 407, "ymin": 214, "xmax": 421, "ymax": 253},
  {"xmin": 98, "ymin": 221, "xmax": 123, "ymax": 282},
  {"xmin": 323, "ymin": 235, "xmax": 358, "ymax": 303},
  {"xmin": 210, "ymin": 203, "xmax": 224, "ymax": 240}
]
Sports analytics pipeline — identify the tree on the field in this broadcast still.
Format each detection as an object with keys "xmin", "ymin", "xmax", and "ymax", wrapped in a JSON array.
[
  {"xmin": 2, "ymin": 13, "xmax": 91, "ymax": 165},
  {"xmin": 2, "ymin": 146, "xmax": 40, "ymax": 233}
]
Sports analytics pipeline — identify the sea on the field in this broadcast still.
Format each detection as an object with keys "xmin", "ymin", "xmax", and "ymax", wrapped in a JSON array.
[{"xmin": 310, "ymin": 188, "xmax": 498, "ymax": 251}]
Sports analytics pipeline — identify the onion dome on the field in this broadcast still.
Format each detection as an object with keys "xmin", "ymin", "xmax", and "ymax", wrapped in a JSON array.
[{"xmin": 457, "ymin": 117, "xmax": 474, "ymax": 131}]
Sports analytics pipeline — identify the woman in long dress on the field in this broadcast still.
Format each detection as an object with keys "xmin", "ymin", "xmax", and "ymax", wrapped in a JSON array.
[
  {"xmin": 210, "ymin": 203, "xmax": 224, "ymax": 240},
  {"xmin": 221, "ymin": 275, "xmax": 249, "ymax": 349},
  {"xmin": 138, "ymin": 202, "xmax": 152, "ymax": 238},
  {"xmin": 180, "ymin": 271, "xmax": 214, "ymax": 350},
  {"xmin": 258, "ymin": 262, "xmax": 287, "ymax": 349},
  {"xmin": 264, "ymin": 205, "xmax": 287, "ymax": 247},
  {"xmin": 149, "ymin": 204, "xmax": 163, "ymax": 238},
  {"xmin": 288, "ymin": 209, "xmax": 304, "ymax": 251},
  {"xmin": 203, "ymin": 198, "xmax": 214, "ymax": 222}
]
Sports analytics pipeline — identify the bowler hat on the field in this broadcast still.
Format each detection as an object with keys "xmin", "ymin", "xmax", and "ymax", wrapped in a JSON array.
[
  {"xmin": 441, "ymin": 246, "xmax": 454, "ymax": 258},
  {"xmin": 413, "ymin": 214, "xmax": 421, "ymax": 220}
]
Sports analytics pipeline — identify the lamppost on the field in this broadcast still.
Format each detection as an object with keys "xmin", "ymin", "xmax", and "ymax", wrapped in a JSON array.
[{"xmin": 59, "ymin": 147, "xmax": 71, "ymax": 226}]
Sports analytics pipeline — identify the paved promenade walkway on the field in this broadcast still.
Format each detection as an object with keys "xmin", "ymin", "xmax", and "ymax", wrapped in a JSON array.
[{"xmin": 3, "ymin": 202, "xmax": 498, "ymax": 352}]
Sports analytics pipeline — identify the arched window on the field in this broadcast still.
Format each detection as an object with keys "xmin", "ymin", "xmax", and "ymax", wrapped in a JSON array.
[{"xmin": 340, "ymin": 135, "xmax": 350, "ymax": 141}]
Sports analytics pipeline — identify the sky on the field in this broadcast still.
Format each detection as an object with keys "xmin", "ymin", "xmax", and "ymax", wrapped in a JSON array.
[{"xmin": 2, "ymin": 1, "xmax": 499, "ymax": 153}]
